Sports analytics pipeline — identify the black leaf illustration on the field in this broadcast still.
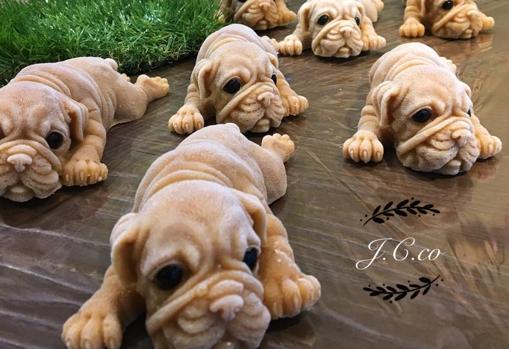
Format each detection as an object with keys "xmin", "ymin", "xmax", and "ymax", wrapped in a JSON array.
[
  {"xmin": 397, "ymin": 200, "xmax": 409, "ymax": 208},
  {"xmin": 362, "ymin": 199, "xmax": 440, "ymax": 226},
  {"xmin": 384, "ymin": 201, "xmax": 393, "ymax": 210},
  {"xmin": 362, "ymin": 275, "xmax": 441, "ymax": 302}
]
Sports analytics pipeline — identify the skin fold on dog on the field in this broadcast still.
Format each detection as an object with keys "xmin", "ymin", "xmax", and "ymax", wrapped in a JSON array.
[
  {"xmin": 0, "ymin": 57, "xmax": 169, "ymax": 202},
  {"xmin": 62, "ymin": 124, "xmax": 321, "ymax": 349},
  {"xmin": 220, "ymin": 0, "xmax": 297, "ymax": 30},
  {"xmin": 342, "ymin": 43, "xmax": 502, "ymax": 175},
  {"xmin": 168, "ymin": 24, "xmax": 309, "ymax": 135},
  {"xmin": 278, "ymin": 0, "xmax": 386, "ymax": 58},
  {"xmin": 400, "ymin": 0, "xmax": 495, "ymax": 39}
]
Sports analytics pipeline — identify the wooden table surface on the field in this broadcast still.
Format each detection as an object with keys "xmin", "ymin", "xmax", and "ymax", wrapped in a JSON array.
[{"xmin": 1, "ymin": 0, "xmax": 508, "ymax": 348}]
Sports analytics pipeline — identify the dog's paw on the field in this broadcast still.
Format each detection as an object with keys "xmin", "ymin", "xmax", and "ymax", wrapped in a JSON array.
[
  {"xmin": 478, "ymin": 134, "xmax": 502, "ymax": 159},
  {"xmin": 62, "ymin": 159, "xmax": 108, "ymax": 186},
  {"xmin": 263, "ymin": 273, "xmax": 321, "ymax": 319},
  {"xmin": 278, "ymin": 35, "xmax": 303, "ymax": 56},
  {"xmin": 136, "ymin": 75, "xmax": 170, "ymax": 99},
  {"xmin": 62, "ymin": 306, "xmax": 122, "ymax": 349},
  {"xmin": 483, "ymin": 16, "xmax": 495, "ymax": 30},
  {"xmin": 281, "ymin": 93, "xmax": 309, "ymax": 116},
  {"xmin": 262, "ymin": 133, "xmax": 295, "ymax": 162},
  {"xmin": 399, "ymin": 18, "xmax": 426, "ymax": 38},
  {"xmin": 168, "ymin": 105, "xmax": 204, "ymax": 135},
  {"xmin": 363, "ymin": 34, "xmax": 386, "ymax": 51},
  {"xmin": 343, "ymin": 130, "xmax": 384, "ymax": 163}
]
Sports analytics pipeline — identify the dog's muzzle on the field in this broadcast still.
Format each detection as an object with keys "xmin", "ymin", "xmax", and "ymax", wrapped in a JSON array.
[
  {"xmin": 234, "ymin": 0, "xmax": 279, "ymax": 30},
  {"xmin": 147, "ymin": 270, "xmax": 270, "ymax": 349},
  {"xmin": 217, "ymin": 82, "xmax": 286, "ymax": 133},
  {"xmin": 432, "ymin": 3, "xmax": 484, "ymax": 39},
  {"xmin": 0, "ymin": 140, "xmax": 62, "ymax": 202},
  {"xmin": 396, "ymin": 116, "xmax": 480, "ymax": 175},
  {"xmin": 312, "ymin": 20, "xmax": 364, "ymax": 57}
]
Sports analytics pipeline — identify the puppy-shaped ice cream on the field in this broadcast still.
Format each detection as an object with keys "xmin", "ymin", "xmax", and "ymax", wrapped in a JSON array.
[
  {"xmin": 343, "ymin": 43, "xmax": 501, "ymax": 175},
  {"xmin": 62, "ymin": 124, "xmax": 321, "ymax": 349},
  {"xmin": 278, "ymin": 0, "xmax": 386, "ymax": 58},
  {"xmin": 168, "ymin": 24, "xmax": 308, "ymax": 135},
  {"xmin": 0, "ymin": 58, "xmax": 169, "ymax": 202},
  {"xmin": 220, "ymin": 0, "xmax": 296, "ymax": 30},
  {"xmin": 400, "ymin": 0, "xmax": 495, "ymax": 39}
]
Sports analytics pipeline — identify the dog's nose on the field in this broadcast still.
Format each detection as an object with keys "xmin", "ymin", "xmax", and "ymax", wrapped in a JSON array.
[
  {"xmin": 257, "ymin": 92, "xmax": 273, "ymax": 107},
  {"xmin": 452, "ymin": 129, "xmax": 471, "ymax": 147},
  {"xmin": 259, "ymin": 1, "xmax": 271, "ymax": 11},
  {"xmin": 7, "ymin": 153, "xmax": 33, "ymax": 173},
  {"xmin": 210, "ymin": 294, "xmax": 245, "ymax": 322},
  {"xmin": 340, "ymin": 26, "xmax": 353, "ymax": 38}
]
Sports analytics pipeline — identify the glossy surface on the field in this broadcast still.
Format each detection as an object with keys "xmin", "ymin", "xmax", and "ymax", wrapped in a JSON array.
[{"xmin": 1, "ymin": 0, "xmax": 508, "ymax": 348}]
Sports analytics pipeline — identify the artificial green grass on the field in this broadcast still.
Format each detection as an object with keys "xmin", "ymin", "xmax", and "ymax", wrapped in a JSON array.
[{"xmin": 0, "ymin": 0, "xmax": 225, "ymax": 85}]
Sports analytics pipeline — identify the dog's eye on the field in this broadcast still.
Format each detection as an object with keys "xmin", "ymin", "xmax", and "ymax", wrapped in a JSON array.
[
  {"xmin": 412, "ymin": 108, "xmax": 433, "ymax": 123},
  {"xmin": 441, "ymin": 0, "xmax": 454, "ymax": 10},
  {"xmin": 154, "ymin": 264, "xmax": 183, "ymax": 290},
  {"xmin": 238, "ymin": 0, "xmax": 247, "ymax": 2},
  {"xmin": 223, "ymin": 77, "xmax": 242, "ymax": 94},
  {"xmin": 271, "ymin": 73, "xmax": 278, "ymax": 85},
  {"xmin": 243, "ymin": 247, "xmax": 258, "ymax": 271},
  {"xmin": 467, "ymin": 109, "xmax": 472, "ymax": 117},
  {"xmin": 317, "ymin": 14, "xmax": 330, "ymax": 26},
  {"xmin": 46, "ymin": 131, "xmax": 64, "ymax": 149},
  {"xmin": 355, "ymin": 16, "xmax": 361, "ymax": 26}
]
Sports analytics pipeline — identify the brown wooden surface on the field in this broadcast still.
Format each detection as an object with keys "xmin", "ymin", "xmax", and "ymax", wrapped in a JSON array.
[{"xmin": 1, "ymin": 0, "xmax": 509, "ymax": 348}]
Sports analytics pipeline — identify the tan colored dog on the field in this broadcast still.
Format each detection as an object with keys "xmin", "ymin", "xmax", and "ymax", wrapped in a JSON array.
[
  {"xmin": 0, "ymin": 58, "xmax": 169, "ymax": 202},
  {"xmin": 62, "ymin": 124, "xmax": 321, "ymax": 349},
  {"xmin": 278, "ymin": 0, "xmax": 386, "ymax": 58},
  {"xmin": 343, "ymin": 43, "xmax": 501, "ymax": 175},
  {"xmin": 400, "ymin": 0, "xmax": 495, "ymax": 39},
  {"xmin": 169, "ymin": 24, "xmax": 308, "ymax": 135},
  {"xmin": 220, "ymin": 0, "xmax": 296, "ymax": 30}
]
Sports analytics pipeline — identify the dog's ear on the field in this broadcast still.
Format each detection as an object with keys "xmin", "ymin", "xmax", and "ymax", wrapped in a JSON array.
[
  {"xmin": 110, "ymin": 213, "xmax": 142, "ymax": 286},
  {"xmin": 296, "ymin": 2, "xmax": 314, "ymax": 34},
  {"xmin": 369, "ymin": 81, "xmax": 402, "ymax": 127},
  {"xmin": 233, "ymin": 190, "xmax": 268, "ymax": 241},
  {"xmin": 192, "ymin": 59, "xmax": 217, "ymax": 99},
  {"xmin": 63, "ymin": 98, "xmax": 88, "ymax": 142}
]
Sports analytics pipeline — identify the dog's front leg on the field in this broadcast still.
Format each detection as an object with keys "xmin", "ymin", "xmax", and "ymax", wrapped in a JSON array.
[
  {"xmin": 361, "ymin": 18, "xmax": 386, "ymax": 51},
  {"xmin": 168, "ymin": 82, "xmax": 206, "ymax": 135},
  {"xmin": 399, "ymin": 0, "xmax": 426, "ymax": 38},
  {"xmin": 62, "ymin": 112, "xmax": 109, "ymax": 187},
  {"xmin": 62, "ymin": 266, "xmax": 144, "ymax": 349},
  {"xmin": 275, "ymin": 71, "xmax": 309, "ymax": 118},
  {"xmin": 472, "ymin": 114, "xmax": 502, "ymax": 159},
  {"xmin": 259, "ymin": 214, "xmax": 321, "ymax": 319},
  {"xmin": 278, "ymin": 29, "xmax": 309, "ymax": 56},
  {"xmin": 343, "ymin": 104, "xmax": 384, "ymax": 163}
]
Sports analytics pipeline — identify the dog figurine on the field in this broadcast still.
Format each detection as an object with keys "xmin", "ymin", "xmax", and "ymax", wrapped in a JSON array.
[
  {"xmin": 342, "ymin": 43, "xmax": 501, "ymax": 175},
  {"xmin": 62, "ymin": 123, "xmax": 321, "ymax": 349},
  {"xmin": 168, "ymin": 24, "xmax": 308, "ymax": 135},
  {"xmin": 278, "ymin": 0, "xmax": 386, "ymax": 58},
  {"xmin": 220, "ymin": 0, "xmax": 297, "ymax": 30},
  {"xmin": 400, "ymin": 0, "xmax": 495, "ymax": 39},
  {"xmin": 0, "ymin": 58, "xmax": 169, "ymax": 202}
]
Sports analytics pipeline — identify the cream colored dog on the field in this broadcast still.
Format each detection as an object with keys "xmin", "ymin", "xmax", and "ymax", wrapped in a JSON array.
[
  {"xmin": 62, "ymin": 124, "xmax": 321, "ymax": 349},
  {"xmin": 220, "ymin": 0, "xmax": 296, "ymax": 30},
  {"xmin": 278, "ymin": 0, "xmax": 386, "ymax": 58},
  {"xmin": 168, "ymin": 24, "xmax": 308, "ymax": 135},
  {"xmin": 0, "ymin": 58, "xmax": 169, "ymax": 202},
  {"xmin": 343, "ymin": 43, "xmax": 501, "ymax": 175},
  {"xmin": 400, "ymin": 0, "xmax": 495, "ymax": 39}
]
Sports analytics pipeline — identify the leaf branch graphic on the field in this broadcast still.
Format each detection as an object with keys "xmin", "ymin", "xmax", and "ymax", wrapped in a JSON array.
[
  {"xmin": 363, "ymin": 275, "xmax": 441, "ymax": 302},
  {"xmin": 362, "ymin": 199, "xmax": 440, "ymax": 226}
]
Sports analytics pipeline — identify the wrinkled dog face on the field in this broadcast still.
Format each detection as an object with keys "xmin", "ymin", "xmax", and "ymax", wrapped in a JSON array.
[
  {"xmin": 301, "ymin": 0, "xmax": 367, "ymax": 57},
  {"xmin": 385, "ymin": 68, "xmax": 480, "ymax": 175},
  {"xmin": 232, "ymin": 0, "xmax": 294, "ymax": 30},
  {"xmin": 0, "ymin": 83, "xmax": 85, "ymax": 201},
  {"xmin": 195, "ymin": 42, "xmax": 285, "ymax": 132},
  {"xmin": 112, "ymin": 185, "xmax": 271, "ymax": 349},
  {"xmin": 427, "ymin": 0, "xmax": 493, "ymax": 39}
]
